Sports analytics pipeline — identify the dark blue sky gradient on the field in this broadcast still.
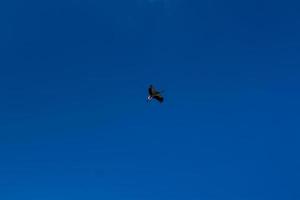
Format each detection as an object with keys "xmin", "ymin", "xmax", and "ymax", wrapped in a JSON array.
[{"xmin": 1, "ymin": 0, "xmax": 300, "ymax": 199}]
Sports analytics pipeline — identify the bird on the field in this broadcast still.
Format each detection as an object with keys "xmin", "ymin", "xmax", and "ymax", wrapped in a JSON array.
[{"xmin": 147, "ymin": 84, "xmax": 164, "ymax": 103}]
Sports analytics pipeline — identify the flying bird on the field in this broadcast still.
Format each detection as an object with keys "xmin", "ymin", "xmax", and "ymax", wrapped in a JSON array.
[{"xmin": 147, "ymin": 85, "xmax": 164, "ymax": 103}]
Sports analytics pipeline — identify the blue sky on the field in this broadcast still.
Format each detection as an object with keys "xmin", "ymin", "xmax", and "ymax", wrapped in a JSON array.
[{"xmin": 0, "ymin": 0, "xmax": 300, "ymax": 199}]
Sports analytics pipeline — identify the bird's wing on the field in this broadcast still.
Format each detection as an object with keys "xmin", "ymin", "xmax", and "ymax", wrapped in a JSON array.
[
  {"xmin": 153, "ymin": 94, "xmax": 164, "ymax": 103},
  {"xmin": 148, "ymin": 85, "xmax": 157, "ymax": 95}
]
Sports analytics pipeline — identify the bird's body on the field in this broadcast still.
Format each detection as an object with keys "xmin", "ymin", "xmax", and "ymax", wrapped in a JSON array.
[{"xmin": 147, "ymin": 85, "xmax": 164, "ymax": 103}]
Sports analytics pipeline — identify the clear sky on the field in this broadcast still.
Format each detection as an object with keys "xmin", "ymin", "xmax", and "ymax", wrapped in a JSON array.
[{"xmin": 1, "ymin": 0, "xmax": 300, "ymax": 199}]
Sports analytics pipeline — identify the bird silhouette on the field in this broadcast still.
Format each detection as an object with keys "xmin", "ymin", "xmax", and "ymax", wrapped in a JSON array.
[{"xmin": 147, "ymin": 85, "xmax": 164, "ymax": 103}]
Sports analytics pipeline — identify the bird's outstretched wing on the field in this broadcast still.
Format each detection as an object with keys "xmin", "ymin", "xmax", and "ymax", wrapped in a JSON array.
[
  {"xmin": 148, "ymin": 85, "xmax": 157, "ymax": 95},
  {"xmin": 153, "ymin": 94, "xmax": 164, "ymax": 103}
]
